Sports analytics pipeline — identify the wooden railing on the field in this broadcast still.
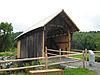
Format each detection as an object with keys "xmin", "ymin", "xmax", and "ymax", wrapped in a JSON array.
[
  {"xmin": 0, "ymin": 47, "xmax": 83, "ymax": 72},
  {"xmin": 47, "ymin": 49, "xmax": 80, "ymax": 56}
]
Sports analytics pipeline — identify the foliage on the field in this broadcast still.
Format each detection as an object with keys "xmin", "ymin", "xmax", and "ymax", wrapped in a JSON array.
[
  {"xmin": 11, "ymin": 32, "xmax": 22, "ymax": 48},
  {"xmin": 95, "ymin": 34, "xmax": 100, "ymax": 51},
  {"xmin": 72, "ymin": 31, "xmax": 100, "ymax": 50},
  {"xmin": 0, "ymin": 22, "xmax": 13, "ymax": 51}
]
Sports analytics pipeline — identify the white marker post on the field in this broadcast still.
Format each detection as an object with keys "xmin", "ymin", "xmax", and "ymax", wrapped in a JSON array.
[{"xmin": 88, "ymin": 50, "xmax": 95, "ymax": 66}]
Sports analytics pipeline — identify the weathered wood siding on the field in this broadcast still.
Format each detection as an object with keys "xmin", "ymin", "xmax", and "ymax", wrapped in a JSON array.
[
  {"xmin": 46, "ymin": 33, "xmax": 72, "ymax": 51},
  {"xmin": 17, "ymin": 40, "xmax": 21, "ymax": 58},
  {"xmin": 19, "ymin": 30, "xmax": 43, "ymax": 58},
  {"xmin": 45, "ymin": 14, "xmax": 72, "ymax": 51}
]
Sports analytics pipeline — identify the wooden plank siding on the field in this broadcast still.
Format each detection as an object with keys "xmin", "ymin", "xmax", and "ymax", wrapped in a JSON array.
[
  {"xmin": 17, "ymin": 40, "xmax": 21, "ymax": 58},
  {"xmin": 19, "ymin": 29, "xmax": 43, "ymax": 58}
]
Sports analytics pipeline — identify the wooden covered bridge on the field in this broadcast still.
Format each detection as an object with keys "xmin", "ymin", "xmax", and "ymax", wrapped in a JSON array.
[{"xmin": 16, "ymin": 10, "xmax": 79, "ymax": 58}]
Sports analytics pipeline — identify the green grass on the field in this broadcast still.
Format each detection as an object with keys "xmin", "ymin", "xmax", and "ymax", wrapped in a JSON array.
[
  {"xmin": 95, "ymin": 53, "xmax": 100, "ymax": 57},
  {"xmin": 71, "ymin": 53, "xmax": 100, "ymax": 59},
  {"xmin": 47, "ymin": 68, "xmax": 96, "ymax": 75},
  {"xmin": 0, "ymin": 48, "xmax": 16, "ymax": 56},
  {"xmin": 12, "ymin": 72, "xmax": 29, "ymax": 75},
  {"xmin": 71, "ymin": 54, "xmax": 83, "ymax": 59},
  {"xmin": 64, "ymin": 68, "xmax": 96, "ymax": 75},
  {"xmin": 71, "ymin": 53, "xmax": 100, "ymax": 62},
  {"xmin": 0, "ymin": 51, "xmax": 16, "ymax": 56},
  {"xmin": 0, "ymin": 68, "xmax": 96, "ymax": 75}
]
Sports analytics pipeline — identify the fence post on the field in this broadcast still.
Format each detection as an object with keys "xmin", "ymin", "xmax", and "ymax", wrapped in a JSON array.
[
  {"xmin": 85, "ymin": 49, "xmax": 88, "ymax": 62},
  {"xmin": 45, "ymin": 46, "xmax": 48, "ymax": 69},
  {"xmin": 82, "ymin": 50, "xmax": 85, "ymax": 68},
  {"xmin": 59, "ymin": 49, "xmax": 61, "ymax": 61}
]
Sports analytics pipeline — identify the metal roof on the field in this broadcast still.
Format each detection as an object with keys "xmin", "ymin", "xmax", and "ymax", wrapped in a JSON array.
[{"xmin": 16, "ymin": 9, "xmax": 79, "ymax": 39}]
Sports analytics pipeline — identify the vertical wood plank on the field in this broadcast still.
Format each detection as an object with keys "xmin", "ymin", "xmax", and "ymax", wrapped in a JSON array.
[
  {"xmin": 42, "ymin": 30, "xmax": 45, "ymax": 57},
  {"xmin": 68, "ymin": 31, "xmax": 71, "ymax": 51},
  {"xmin": 17, "ymin": 40, "xmax": 21, "ymax": 58},
  {"xmin": 83, "ymin": 50, "xmax": 85, "ymax": 68}
]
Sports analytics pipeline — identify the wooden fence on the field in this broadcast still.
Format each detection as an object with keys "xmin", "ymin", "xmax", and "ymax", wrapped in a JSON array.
[{"xmin": 0, "ymin": 47, "xmax": 85, "ymax": 72}]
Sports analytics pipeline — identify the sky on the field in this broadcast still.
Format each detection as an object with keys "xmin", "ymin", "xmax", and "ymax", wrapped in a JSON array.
[{"xmin": 0, "ymin": 0, "xmax": 100, "ymax": 32}]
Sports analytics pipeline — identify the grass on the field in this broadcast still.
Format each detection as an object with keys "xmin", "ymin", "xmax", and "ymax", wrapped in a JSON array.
[
  {"xmin": 0, "ymin": 68, "xmax": 96, "ymax": 75},
  {"xmin": 12, "ymin": 72, "xmax": 29, "ymax": 75},
  {"xmin": 0, "ymin": 51, "xmax": 16, "ymax": 56},
  {"xmin": 64, "ymin": 68, "xmax": 96, "ymax": 75},
  {"xmin": 95, "ymin": 53, "xmax": 100, "ymax": 57},
  {"xmin": 71, "ymin": 53, "xmax": 100, "ymax": 62},
  {"xmin": 0, "ymin": 48, "xmax": 16, "ymax": 56},
  {"xmin": 71, "ymin": 54, "xmax": 83, "ymax": 59},
  {"xmin": 71, "ymin": 53, "xmax": 100, "ymax": 59}
]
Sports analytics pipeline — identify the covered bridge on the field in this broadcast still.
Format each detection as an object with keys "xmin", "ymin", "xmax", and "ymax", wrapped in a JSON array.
[{"xmin": 16, "ymin": 10, "xmax": 79, "ymax": 58}]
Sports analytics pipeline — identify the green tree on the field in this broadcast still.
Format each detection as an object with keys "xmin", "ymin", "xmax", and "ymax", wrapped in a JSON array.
[
  {"xmin": 0, "ymin": 22, "xmax": 13, "ymax": 51},
  {"xmin": 11, "ymin": 32, "xmax": 22, "ymax": 48},
  {"xmin": 72, "ymin": 32, "xmax": 96, "ymax": 50},
  {"xmin": 95, "ymin": 34, "xmax": 100, "ymax": 51}
]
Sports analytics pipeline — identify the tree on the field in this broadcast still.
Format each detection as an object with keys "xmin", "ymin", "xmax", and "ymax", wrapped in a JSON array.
[
  {"xmin": 11, "ymin": 32, "xmax": 23, "ymax": 48},
  {"xmin": 72, "ymin": 32, "xmax": 96, "ymax": 50},
  {"xmin": 95, "ymin": 34, "xmax": 100, "ymax": 51},
  {"xmin": 0, "ymin": 22, "xmax": 13, "ymax": 51}
]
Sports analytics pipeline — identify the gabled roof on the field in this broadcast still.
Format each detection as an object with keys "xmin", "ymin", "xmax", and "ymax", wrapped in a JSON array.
[{"xmin": 16, "ymin": 9, "xmax": 79, "ymax": 39}]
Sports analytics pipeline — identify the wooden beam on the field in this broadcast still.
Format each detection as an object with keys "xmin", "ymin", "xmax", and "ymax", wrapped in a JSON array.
[
  {"xmin": 0, "ymin": 57, "xmax": 44, "ymax": 63},
  {"xmin": 45, "ymin": 46, "xmax": 48, "ymax": 69},
  {"xmin": 47, "ymin": 49, "xmax": 60, "ymax": 52},
  {"xmin": 29, "ymin": 69, "xmax": 64, "ymax": 75},
  {"xmin": 0, "ymin": 65, "xmax": 45, "ymax": 72},
  {"xmin": 0, "ymin": 53, "xmax": 82, "ymax": 63},
  {"xmin": 68, "ymin": 31, "xmax": 71, "ymax": 51},
  {"xmin": 59, "ymin": 49, "xmax": 61, "ymax": 61},
  {"xmin": 0, "ymin": 59, "xmax": 80, "ymax": 72},
  {"xmin": 17, "ymin": 40, "xmax": 21, "ymax": 58}
]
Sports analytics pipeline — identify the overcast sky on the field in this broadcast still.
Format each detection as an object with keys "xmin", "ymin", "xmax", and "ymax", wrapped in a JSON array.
[{"xmin": 0, "ymin": 0, "xmax": 100, "ymax": 32}]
